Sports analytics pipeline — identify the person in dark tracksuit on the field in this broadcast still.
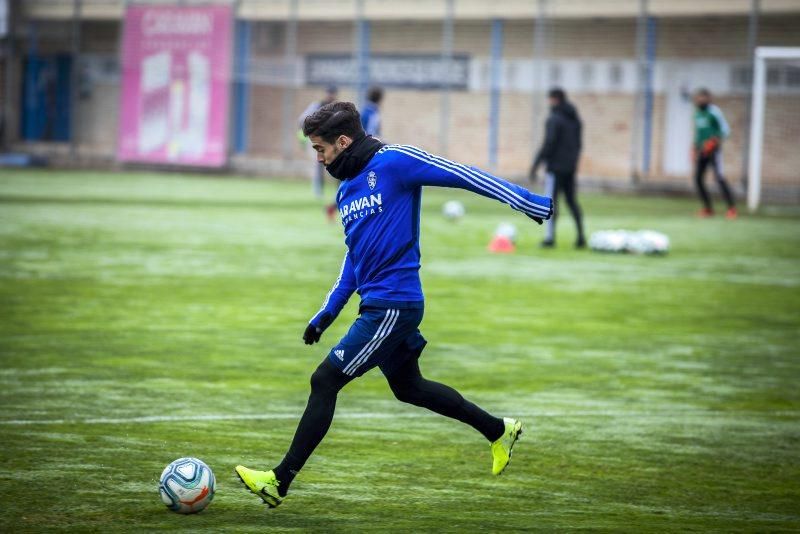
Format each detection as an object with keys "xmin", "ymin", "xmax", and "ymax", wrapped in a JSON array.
[{"xmin": 530, "ymin": 88, "xmax": 586, "ymax": 249}]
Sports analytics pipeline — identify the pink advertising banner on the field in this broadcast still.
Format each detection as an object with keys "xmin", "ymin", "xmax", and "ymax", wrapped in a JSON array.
[{"xmin": 117, "ymin": 4, "xmax": 232, "ymax": 167}]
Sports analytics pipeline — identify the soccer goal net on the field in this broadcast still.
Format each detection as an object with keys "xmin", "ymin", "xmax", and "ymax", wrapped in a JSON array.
[{"xmin": 747, "ymin": 47, "xmax": 800, "ymax": 211}]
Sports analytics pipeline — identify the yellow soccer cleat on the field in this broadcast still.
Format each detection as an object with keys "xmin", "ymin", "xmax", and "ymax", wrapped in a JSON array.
[
  {"xmin": 234, "ymin": 465, "xmax": 283, "ymax": 508},
  {"xmin": 491, "ymin": 417, "xmax": 523, "ymax": 475}
]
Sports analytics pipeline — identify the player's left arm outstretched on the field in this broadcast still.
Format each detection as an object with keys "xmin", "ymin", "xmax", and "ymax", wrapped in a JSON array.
[
  {"xmin": 384, "ymin": 145, "xmax": 553, "ymax": 223},
  {"xmin": 303, "ymin": 250, "xmax": 357, "ymax": 345}
]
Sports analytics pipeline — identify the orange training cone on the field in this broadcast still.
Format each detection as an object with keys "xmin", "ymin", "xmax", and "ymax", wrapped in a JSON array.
[{"xmin": 488, "ymin": 235, "xmax": 516, "ymax": 254}]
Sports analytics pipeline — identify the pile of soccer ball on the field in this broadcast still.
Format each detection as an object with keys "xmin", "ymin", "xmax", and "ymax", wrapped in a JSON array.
[
  {"xmin": 588, "ymin": 230, "xmax": 670, "ymax": 255},
  {"xmin": 159, "ymin": 457, "xmax": 216, "ymax": 514}
]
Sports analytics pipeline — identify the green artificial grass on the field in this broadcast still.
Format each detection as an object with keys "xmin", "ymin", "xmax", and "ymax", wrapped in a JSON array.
[{"xmin": 0, "ymin": 169, "xmax": 798, "ymax": 532}]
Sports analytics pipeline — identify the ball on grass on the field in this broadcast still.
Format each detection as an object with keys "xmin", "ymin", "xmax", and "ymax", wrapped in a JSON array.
[
  {"xmin": 442, "ymin": 200, "xmax": 465, "ymax": 220},
  {"xmin": 159, "ymin": 457, "xmax": 215, "ymax": 514}
]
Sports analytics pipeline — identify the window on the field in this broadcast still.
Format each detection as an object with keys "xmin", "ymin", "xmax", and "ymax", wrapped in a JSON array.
[
  {"xmin": 731, "ymin": 63, "xmax": 800, "ymax": 92},
  {"xmin": 609, "ymin": 63, "xmax": 623, "ymax": 89},
  {"xmin": 549, "ymin": 63, "xmax": 561, "ymax": 85},
  {"xmin": 786, "ymin": 66, "xmax": 800, "ymax": 88},
  {"xmin": 581, "ymin": 63, "xmax": 594, "ymax": 87},
  {"xmin": 767, "ymin": 66, "xmax": 782, "ymax": 87},
  {"xmin": 730, "ymin": 65, "xmax": 752, "ymax": 90},
  {"xmin": 79, "ymin": 54, "xmax": 120, "ymax": 85}
]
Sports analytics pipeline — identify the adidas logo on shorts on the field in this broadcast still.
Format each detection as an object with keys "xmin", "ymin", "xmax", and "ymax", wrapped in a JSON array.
[{"xmin": 334, "ymin": 349, "xmax": 345, "ymax": 361}]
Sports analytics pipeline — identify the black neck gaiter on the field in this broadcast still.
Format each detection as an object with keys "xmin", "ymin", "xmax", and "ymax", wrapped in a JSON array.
[{"xmin": 325, "ymin": 134, "xmax": 385, "ymax": 181}]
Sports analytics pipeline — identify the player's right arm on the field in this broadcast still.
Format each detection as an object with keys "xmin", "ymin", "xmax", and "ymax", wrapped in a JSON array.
[{"xmin": 303, "ymin": 250, "xmax": 357, "ymax": 345}]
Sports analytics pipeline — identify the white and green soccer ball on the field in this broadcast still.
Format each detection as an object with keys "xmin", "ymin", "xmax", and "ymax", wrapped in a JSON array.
[
  {"xmin": 159, "ymin": 457, "xmax": 215, "ymax": 514},
  {"xmin": 442, "ymin": 200, "xmax": 465, "ymax": 220}
]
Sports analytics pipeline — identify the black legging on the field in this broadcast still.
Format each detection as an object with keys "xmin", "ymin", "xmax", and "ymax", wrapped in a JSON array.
[
  {"xmin": 695, "ymin": 150, "xmax": 735, "ymax": 210},
  {"xmin": 273, "ymin": 357, "xmax": 504, "ymax": 494},
  {"xmin": 386, "ymin": 356, "xmax": 504, "ymax": 442},
  {"xmin": 274, "ymin": 359, "xmax": 353, "ymax": 488},
  {"xmin": 546, "ymin": 171, "xmax": 585, "ymax": 242}
]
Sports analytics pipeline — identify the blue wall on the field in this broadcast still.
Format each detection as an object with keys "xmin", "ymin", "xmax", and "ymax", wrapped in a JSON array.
[
  {"xmin": 20, "ymin": 54, "xmax": 72, "ymax": 141},
  {"xmin": 232, "ymin": 20, "xmax": 252, "ymax": 154}
]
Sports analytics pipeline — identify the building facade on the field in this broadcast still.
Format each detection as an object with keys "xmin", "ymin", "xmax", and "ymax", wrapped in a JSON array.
[{"xmin": 3, "ymin": 0, "xmax": 799, "ymax": 200}]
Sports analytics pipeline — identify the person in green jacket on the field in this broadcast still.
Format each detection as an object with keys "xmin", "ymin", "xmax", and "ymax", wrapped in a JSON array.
[{"xmin": 693, "ymin": 88, "xmax": 737, "ymax": 219}]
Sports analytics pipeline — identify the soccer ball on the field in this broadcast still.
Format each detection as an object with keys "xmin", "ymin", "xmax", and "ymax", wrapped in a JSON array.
[
  {"xmin": 589, "ymin": 230, "xmax": 629, "ymax": 252},
  {"xmin": 629, "ymin": 230, "xmax": 670, "ymax": 255},
  {"xmin": 442, "ymin": 200, "xmax": 465, "ymax": 220},
  {"xmin": 159, "ymin": 457, "xmax": 215, "ymax": 514},
  {"xmin": 495, "ymin": 222, "xmax": 518, "ymax": 243}
]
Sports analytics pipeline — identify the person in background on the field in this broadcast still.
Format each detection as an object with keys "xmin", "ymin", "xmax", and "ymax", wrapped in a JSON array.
[
  {"xmin": 530, "ymin": 88, "xmax": 586, "ymax": 249},
  {"xmin": 692, "ymin": 88, "xmax": 737, "ymax": 219},
  {"xmin": 360, "ymin": 86, "xmax": 384, "ymax": 137},
  {"xmin": 299, "ymin": 86, "xmax": 338, "ymax": 199}
]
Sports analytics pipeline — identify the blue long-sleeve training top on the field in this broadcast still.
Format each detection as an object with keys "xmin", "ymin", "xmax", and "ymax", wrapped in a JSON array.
[{"xmin": 309, "ymin": 144, "xmax": 552, "ymax": 328}]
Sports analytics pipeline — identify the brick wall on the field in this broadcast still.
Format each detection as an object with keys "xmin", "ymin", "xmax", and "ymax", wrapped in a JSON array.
[
  {"xmin": 8, "ymin": 13, "xmax": 799, "ymax": 199},
  {"xmin": 269, "ymin": 15, "xmax": 798, "ymax": 188}
]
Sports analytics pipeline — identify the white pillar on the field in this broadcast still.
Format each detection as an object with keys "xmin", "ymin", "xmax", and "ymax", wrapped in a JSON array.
[{"xmin": 746, "ymin": 48, "xmax": 766, "ymax": 212}]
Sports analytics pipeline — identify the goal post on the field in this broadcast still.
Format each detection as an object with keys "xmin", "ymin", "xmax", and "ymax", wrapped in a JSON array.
[{"xmin": 747, "ymin": 47, "xmax": 800, "ymax": 212}]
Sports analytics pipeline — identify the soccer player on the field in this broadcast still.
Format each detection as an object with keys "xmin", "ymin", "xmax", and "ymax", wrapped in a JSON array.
[
  {"xmin": 360, "ymin": 86, "xmax": 383, "ymax": 137},
  {"xmin": 530, "ymin": 88, "xmax": 586, "ymax": 249},
  {"xmin": 236, "ymin": 102, "xmax": 552, "ymax": 507},
  {"xmin": 692, "ymin": 88, "xmax": 737, "ymax": 219}
]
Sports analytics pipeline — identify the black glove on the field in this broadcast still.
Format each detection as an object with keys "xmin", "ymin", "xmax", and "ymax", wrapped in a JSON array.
[
  {"xmin": 526, "ymin": 197, "xmax": 553, "ymax": 226},
  {"xmin": 303, "ymin": 323, "xmax": 323, "ymax": 345},
  {"xmin": 527, "ymin": 213, "xmax": 544, "ymax": 225},
  {"xmin": 302, "ymin": 312, "xmax": 333, "ymax": 345}
]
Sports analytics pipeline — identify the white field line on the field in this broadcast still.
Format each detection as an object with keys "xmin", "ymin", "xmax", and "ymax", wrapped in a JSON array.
[{"xmin": 1, "ymin": 410, "xmax": 798, "ymax": 426}]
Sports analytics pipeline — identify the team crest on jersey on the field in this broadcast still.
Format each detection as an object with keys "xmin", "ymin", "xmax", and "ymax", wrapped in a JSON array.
[{"xmin": 367, "ymin": 171, "xmax": 377, "ymax": 190}]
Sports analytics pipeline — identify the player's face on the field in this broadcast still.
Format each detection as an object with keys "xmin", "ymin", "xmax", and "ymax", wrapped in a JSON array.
[
  {"xmin": 309, "ymin": 134, "xmax": 352, "ymax": 166},
  {"xmin": 694, "ymin": 94, "xmax": 710, "ymax": 108}
]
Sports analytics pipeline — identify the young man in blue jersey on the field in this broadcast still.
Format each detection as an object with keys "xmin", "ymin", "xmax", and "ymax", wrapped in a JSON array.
[{"xmin": 236, "ymin": 102, "xmax": 553, "ymax": 507}]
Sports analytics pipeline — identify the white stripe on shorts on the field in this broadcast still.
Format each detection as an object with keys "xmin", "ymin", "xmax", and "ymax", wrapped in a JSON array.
[{"xmin": 343, "ymin": 309, "xmax": 399, "ymax": 376}]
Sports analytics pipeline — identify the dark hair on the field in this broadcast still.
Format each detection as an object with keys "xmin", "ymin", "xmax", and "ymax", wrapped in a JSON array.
[
  {"xmin": 548, "ymin": 87, "xmax": 566, "ymax": 103},
  {"xmin": 367, "ymin": 86, "xmax": 384, "ymax": 104},
  {"xmin": 302, "ymin": 101, "xmax": 364, "ymax": 143},
  {"xmin": 695, "ymin": 87, "xmax": 711, "ymax": 97}
]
